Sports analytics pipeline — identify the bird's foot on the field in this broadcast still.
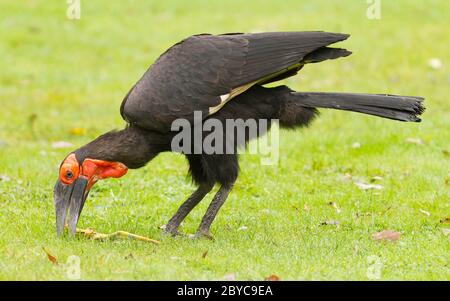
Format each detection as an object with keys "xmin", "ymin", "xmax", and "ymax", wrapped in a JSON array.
[
  {"xmin": 194, "ymin": 229, "xmax": 215, "ymax": 240},
  {"xmin": 159, "ymin": 224, "xmax": 180, "ymax": 237}
]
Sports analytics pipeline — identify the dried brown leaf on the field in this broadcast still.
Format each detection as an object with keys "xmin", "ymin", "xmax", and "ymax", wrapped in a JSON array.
[
  {"xmin": 264, "ymin": 274, "xmax": 280, "ymax": 281},
  {"xmin": 440, "ymin": 218, "xmax": 450, "ymax": 224},
  {"xmin": 202, "ymin": 250, "xmax": 208, "ymax": 259},
  {"xmin": 371, "ymin": 230, "xmax": 400, "ymax": 242},
  {"xmin": 42, "ymin": 247, "xmax": 58, "ymax": 265}
]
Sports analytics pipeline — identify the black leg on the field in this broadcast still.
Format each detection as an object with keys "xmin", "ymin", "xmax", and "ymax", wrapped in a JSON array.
[
  {"xmin": 195, "ymin": 184, "xmax": 233, "ymax": 239},
  {"xmin": 163, "ymin": 183, "xmax": 214, "ymax": 236}
]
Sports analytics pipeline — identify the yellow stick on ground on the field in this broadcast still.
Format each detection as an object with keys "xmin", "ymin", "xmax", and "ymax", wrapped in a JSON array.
[{"xmin": 74, "ymin": 227, "xmax": 160, "ymax": 245}]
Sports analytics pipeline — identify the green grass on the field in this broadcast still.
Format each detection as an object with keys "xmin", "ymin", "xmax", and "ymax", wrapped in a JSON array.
[{"xmin": 0, "ymin": 0, "xmax": 449, "ymax": 280}]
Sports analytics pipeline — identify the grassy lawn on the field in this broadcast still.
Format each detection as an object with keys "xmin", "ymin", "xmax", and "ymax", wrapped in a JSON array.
[{"xmin": 0, "ymin": 0, "xmax": 449, "ymax": 280}]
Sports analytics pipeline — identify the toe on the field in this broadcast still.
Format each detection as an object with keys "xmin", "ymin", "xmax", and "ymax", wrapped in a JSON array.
[
  {"xmin": 195, "ymin": 229, "xmax": 215, "ymax": 240},
  {"xmin": 160, "ymin": 224, "xmax": 179, "ymax": 237}
]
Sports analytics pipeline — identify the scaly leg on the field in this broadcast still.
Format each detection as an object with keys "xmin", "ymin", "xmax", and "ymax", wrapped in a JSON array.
[
  {"xmin": 195, "ymin": 184, "xmax": 233, "ymax": 239},
  {"xmin": 163, "ymin": 183, "xmax": 214, "ymax": 236}
]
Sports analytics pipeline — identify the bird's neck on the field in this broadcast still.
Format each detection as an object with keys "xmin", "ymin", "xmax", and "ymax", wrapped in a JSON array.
[{"xmin": 75, "ymin": 125, "xmax": 170, "ymax": 169}]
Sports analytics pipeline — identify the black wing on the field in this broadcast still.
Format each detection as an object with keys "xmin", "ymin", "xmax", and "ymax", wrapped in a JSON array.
[{"xmin": 120, "ymin": 31, "xmax": 349, "ymax": 132}]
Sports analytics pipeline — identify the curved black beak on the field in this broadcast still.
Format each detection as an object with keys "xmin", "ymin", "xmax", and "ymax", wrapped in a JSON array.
[{"xmin": 53, "ymin": 177, "xmax": 89, "ymax": 236}]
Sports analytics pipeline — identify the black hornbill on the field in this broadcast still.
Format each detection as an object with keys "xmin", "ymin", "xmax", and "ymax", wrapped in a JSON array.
[{"xmin": 54, "ymin": 32, "xmax": 424, "ymax": 239}]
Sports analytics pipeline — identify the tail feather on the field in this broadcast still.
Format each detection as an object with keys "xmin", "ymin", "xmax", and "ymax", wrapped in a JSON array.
[
  {"xmin": 303, "ymin": 47, "xmax": 352, "ymax": 63},
  {"xmin": 291, "ymin": 92, "xmax": 424, "ymax": 122}
]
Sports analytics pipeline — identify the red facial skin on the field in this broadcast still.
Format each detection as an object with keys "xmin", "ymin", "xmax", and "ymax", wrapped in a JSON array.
[{"xmin": 59, "ymin": 154, "xmax": 128, "ymax": 190}]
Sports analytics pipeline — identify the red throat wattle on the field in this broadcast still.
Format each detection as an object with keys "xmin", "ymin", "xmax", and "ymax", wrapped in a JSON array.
[
  {"xmin": 59, "ymin": 154, "xmax": 128, "ymax": 189},
  {"xmin": 81, "ymin": 158, "xmax": 128, "ymax": 189}
]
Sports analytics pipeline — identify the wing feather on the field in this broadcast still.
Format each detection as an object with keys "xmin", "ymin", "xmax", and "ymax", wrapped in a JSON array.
[{"xmin": 121, "ymin": 31, "xmax": 349, "ymax": 132}]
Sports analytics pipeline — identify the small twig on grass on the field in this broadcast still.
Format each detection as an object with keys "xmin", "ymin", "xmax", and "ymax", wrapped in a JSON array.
[{"xmin": 67, "ymin": 226, "xmax": 160, "ymax": 245}]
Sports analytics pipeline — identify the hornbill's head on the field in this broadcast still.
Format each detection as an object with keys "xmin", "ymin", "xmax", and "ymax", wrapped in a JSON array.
[
  {"xmin": 53, "ymin": 152, "xmax": 128, "ymax": 236},
  {"xmin": 53, "ymin": 126, "xmax": 166, "ymax": 236}
]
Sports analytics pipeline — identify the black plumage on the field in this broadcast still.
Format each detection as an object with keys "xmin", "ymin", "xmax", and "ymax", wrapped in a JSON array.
[
  {"xmin": 57, "ymin": 31, "xmax": 424, "ymax": 238},
  {"xmin": 120, "ymin": 32, "xmax": 350, "ymax": 132}
]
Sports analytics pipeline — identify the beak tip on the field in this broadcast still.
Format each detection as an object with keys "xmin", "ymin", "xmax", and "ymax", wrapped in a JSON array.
[{"xmin": 54, "ymin": 177, "xmax": 88, "ymax": 238}]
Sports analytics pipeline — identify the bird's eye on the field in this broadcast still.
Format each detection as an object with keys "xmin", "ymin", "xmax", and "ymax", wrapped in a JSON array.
[
  {"xmin": 59, "ymin": 154, "xmax": 80, "ymax": 184},
  {"xmin": 65, "ymin": 170, "xmax": 73, "ymax": 179}
]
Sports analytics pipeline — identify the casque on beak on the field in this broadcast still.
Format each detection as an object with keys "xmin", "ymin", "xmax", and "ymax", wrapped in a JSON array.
[{"xmin": 53, "ymin": 176, "xmax": 90, "ymax": 236}]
